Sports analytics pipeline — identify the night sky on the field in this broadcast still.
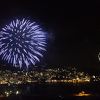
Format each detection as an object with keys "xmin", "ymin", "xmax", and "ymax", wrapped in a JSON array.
[{"xmin": 0, "ymin": 0, "xmax": 99, "ymax": 72}]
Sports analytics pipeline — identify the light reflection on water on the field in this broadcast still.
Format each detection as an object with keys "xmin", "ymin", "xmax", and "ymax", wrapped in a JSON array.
[
  {"xmin": 73, "ymin": 91, "xmax": 92, "ymax": 96},
  {"xmin": 0, "ymin": 83, "xmax": 100, "ymax": 97}
]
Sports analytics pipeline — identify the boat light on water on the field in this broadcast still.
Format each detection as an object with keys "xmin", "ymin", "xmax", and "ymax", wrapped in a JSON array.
[{"xmin": 73, "ymin": 91, "xmax": 92, "ymax": 96}]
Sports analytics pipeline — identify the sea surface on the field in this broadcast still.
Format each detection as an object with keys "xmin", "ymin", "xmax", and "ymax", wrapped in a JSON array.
[{"xmin": 0, "ymin": 82, "xmax": 100, "ymax": 100}]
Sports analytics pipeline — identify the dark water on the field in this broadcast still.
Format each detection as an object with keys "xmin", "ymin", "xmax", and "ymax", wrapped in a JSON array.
[
  {"xmin": 0, "ymin": 82, "xmax": 100, "ymax": 100},
  {"xmin": 5, "ymin": 96, "xmax": 100, "ymax": 100}
]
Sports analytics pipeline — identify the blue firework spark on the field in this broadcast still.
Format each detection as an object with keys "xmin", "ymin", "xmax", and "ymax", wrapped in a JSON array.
[{"xmin": 0, "ymin": 18, "xmax": 47, "ymax": 68}]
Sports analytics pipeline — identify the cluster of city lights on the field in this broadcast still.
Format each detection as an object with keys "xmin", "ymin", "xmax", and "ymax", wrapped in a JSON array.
[
  {"xmin": 0, "ymin": 67, "xmax": 93, "ymax": 85},
  {"xmin": 0, "ymin": 89, "xmax": 21, "ymax": 97}
]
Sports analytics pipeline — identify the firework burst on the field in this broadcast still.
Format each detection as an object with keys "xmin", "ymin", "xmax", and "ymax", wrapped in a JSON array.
[{"xmin": 0, "ymin": 18, "xmax": 47, "ymax": 68}]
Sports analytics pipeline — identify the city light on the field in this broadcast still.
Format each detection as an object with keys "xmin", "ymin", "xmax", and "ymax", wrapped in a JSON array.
[{"xmin": 0, "ymin": 67, "xmax": 93, "ymax": 85}]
